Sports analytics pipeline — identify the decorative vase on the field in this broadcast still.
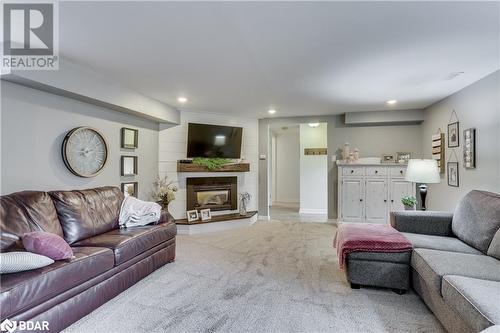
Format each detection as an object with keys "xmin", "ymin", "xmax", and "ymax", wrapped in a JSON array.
[
  {"xmin": 353, "ymin": 149, "xmax": 360, "ymax": 161},
  {"xmin": 404, "ymin": 205, "xmax": 416, "ymax": 211},
  {"xmin": 239, "ymin": 192, "xmax": 251, "ymax": 216},
  {"xmin": 342, "ymin": 143, "xmax": 350, "ymax": 162}
]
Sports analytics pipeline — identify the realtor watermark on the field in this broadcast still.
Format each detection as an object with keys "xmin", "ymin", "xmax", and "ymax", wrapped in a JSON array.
[
  {"xmin": 1, "ymin": 1, "xmax": 59, "ymax": 70},
  {"xmin": 0, "ymin": 318, "xmax": 49, "ymax": 332}
]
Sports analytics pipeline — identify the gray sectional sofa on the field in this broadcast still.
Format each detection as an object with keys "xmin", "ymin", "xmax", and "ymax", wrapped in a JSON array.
[{"xmin": 390, "ymin": 190, "xmax": 500, "ymax": 333}]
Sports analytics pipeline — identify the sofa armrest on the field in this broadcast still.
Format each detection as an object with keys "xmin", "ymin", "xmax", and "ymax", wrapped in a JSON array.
[{"xmin": 390, "ymin": 211, "xmax": 453, "ymax": 236}]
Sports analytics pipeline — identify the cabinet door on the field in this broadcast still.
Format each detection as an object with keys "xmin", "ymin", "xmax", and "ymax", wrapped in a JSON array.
[
  {"xmin": 341, "ymin": 179, "xmax": 365, "ymax": 222},
  {"xmin": 365, "ymin": 179, "xmax": 388, "ymax": 224},
  {"xmin": 390, "ymin": 180, "xmax": 414, "ymax": 212}
]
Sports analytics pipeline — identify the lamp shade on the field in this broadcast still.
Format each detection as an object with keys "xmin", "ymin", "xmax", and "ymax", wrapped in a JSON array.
[{"xmin": 405, "ymin": 159, "xmax": 441, "ymax": 184}]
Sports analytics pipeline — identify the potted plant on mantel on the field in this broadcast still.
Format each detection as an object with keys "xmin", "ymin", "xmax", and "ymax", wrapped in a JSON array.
[
  {"xmin": 192, "ymin": 157, "xmax": 232, "ymax": 171},
  {"xmin": 152, "ymin": 176, "xmax": 178, "ymax": 211},
  {"xmin": 401, "ymin": 196, "xmax": 417, "ymax": 210}
]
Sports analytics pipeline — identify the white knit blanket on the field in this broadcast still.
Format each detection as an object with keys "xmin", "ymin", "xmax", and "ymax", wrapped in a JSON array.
[{"xmin": 119, "ymin": 196, "xmax": 162, "ymax": 228}]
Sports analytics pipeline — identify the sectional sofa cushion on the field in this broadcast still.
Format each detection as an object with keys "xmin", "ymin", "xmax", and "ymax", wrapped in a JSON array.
[
  {"xmin": 411, "ymin": 249, "xmax": 500, "ymax": 293},
  {"xmin": 452, "ymin": 190, "xmax": 500, "ymax": 254},
  {"xmin": 72, "ymin": 223, "xmax": 177, "ymax": 266},
  {"xmin": 0, "ymin": 247, "xmax": 113, "ymax": 319},
  {"xmin": 0, "ymin": 191, "xmax": 64, "ymax": 241},
  {"xmin": 49, "ymin": 187, "xmax": 124, "ymax": 244},
  {"xmin": 402, "ymin": 232, "xmax": 482, "ymax": 255},
  {"xmin": 442, "ymin": 275, "xmax": 500, "ymax": 332},
  {"xmin": 488, "ymin": 229, "xmax": 500, "ymax": 260}
]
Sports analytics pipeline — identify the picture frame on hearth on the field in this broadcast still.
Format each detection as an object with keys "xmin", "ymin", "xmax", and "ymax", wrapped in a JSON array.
[
  {"xmin": 200, "ymin": 209, "xmax": 212, "ymax": 221},
  {"xmin": 187, "ymin": 210, "xmax": 199, "ymax": 223}
]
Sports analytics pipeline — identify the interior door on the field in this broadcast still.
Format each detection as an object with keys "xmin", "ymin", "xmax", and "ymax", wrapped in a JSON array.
[
  {"xmin": 341, "ymin": 179, "xmax": 365, "ymax": 222},
  {"xmin": 365, "ymin": 179, "xmax": 388, "ymax": 224},
  {"xmin": 390, "ymin": 180, "xmax": 414, "ymax": 212}
]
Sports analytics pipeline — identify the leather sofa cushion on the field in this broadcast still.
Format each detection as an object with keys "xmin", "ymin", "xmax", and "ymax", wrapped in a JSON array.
[
  {"xmin": 452, "ymin": 190, "xmax": 500, "ymax": 254},
  {"xmin": 0, "ymin": 247, "xmax": 113, "ymax": 319},
  {"xmin": 442, "ymin": 275, "xmax": 500, "ymax": 331},
  {"xmin": 0, "ymin": 191, "xmax": 64, "ymax": 249},
  {"xmin": 411, "ymin": 248, "xmax": 500, "ymax": 294},
  {"xmin": 73, "ymin": 222, "xmax": 177, "ymax": 266},
  {"xmin": 49, "ymin": 187, "xmax": 124, "ymax": 244},
  {"xmin": 402, "ymin": 232, "xmax": 482, "ymax": 255}
]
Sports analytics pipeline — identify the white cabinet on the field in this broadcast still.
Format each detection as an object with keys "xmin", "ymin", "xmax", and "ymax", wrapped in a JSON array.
[
  {"xmin": 338, "ymin": 164, "xmax": 415, "ymax": 224},
  {"xmin": 365, "ymin": 179, "xmax": 388, "ymax": 223},
  {"xmin": 341, "ymin": 179, "xmax": 365, "ymax": 222}
]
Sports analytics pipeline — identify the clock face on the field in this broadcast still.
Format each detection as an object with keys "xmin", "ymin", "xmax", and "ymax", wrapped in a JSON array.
[{"xmin": 62, "ymin": 127, "xmax": 108, "ymax": 177}]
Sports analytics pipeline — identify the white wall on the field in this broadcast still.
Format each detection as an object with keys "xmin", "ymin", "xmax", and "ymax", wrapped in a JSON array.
[
  {"xmin": 274, "ymin": 128, "xmax": 300, "ymax": 204},
  {"xmin": 422, "ymin": 70, "xmax": 500, "ymax": 211},
  {"xmin": 300, "ymin": 123, "xmax": 328, "ymax": 214},
  {"xmin": 1, "ymin": 81, "xmax": 160, "ymax": 199},
  {"xmin": 158, "ymin": 111, "xmax": 259, "ymax": 219}
]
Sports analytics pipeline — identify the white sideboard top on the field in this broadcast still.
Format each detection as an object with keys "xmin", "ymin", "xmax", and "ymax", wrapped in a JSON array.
[{"xmin": 336, "ymin": 162, "xmax": 408, "ymax": 167}]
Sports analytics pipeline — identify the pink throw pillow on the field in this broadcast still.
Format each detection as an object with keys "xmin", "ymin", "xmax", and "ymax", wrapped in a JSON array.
[{"xmin": 22, "ymin": 231, "xmax": 73, "ymax": 260}]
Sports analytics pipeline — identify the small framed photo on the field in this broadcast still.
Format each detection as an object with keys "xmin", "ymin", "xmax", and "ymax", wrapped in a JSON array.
[
  {"xmin": 187, "ymin": 210, "xmax": 199, "ymax": 223},
  {"xmin": 381, "ymin": 154, "xmax": 395, "ymax": 163},
  {"xmin": 396, "ymin": 152, "xmax": 411, "ymax": 164},
  {"xmin": 448, "ymin": 122, "xmax": 459, "ymax": 148},
  {"xmin": 121, "ymin": 156, "xmax": 138, "ymax": 176},
  {"xmin": 121, "ymin": 128, "xmax": 138, "ymax": 149},
  {"xmin": 121, "ymin": 182, "xmax": 138, "ymax": 197},
  {"xmin": 200, "ymin": 209, "xmax": 212, "ymax": 221},
  {"xmin": 463, "ymin": 128, "xmax": 476, "ymax": 169},
  {"xmin": 447, "ymin": 162, "xmax": 459, "ymax": 187}
]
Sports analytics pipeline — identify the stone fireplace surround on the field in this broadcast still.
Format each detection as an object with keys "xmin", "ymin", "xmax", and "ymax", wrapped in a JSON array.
[{"xmin": 186, "ymin": 176, "xmax": 237, "ymax": 212}]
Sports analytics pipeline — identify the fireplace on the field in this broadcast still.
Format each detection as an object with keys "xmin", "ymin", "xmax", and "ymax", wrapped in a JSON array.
[{"xmin": 186, "ymin": 177, "xmax": 237, "ymax": 212}]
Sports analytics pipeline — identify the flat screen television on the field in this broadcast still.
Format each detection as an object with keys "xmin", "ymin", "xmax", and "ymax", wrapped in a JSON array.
[{"xmin": 187, "ymin": 123, "xmax": 243, "ymax": 158}]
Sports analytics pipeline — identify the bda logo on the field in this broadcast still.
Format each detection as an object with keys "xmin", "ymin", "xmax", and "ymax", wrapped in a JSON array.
[{"xmin": 0, "ymin": 319, "xmax": 17, "ymax": 333}]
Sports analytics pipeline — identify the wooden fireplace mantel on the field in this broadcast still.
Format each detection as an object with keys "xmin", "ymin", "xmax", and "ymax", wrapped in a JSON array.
[{"xmin": 177, "ymin": 162, "xmax": 250, "ymax": 172}]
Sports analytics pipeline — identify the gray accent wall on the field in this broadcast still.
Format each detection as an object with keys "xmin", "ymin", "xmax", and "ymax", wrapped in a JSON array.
[
  {"xmin": 1, "ymin": 81, "xmax": 160, "ymax": 199},
  {"xmin": 421, "ymin": 70, "xmax": 500, "ymax": 211},
  {"xmin": 259, "ymin": 115, "xmax": 423, "ymax": 219}
]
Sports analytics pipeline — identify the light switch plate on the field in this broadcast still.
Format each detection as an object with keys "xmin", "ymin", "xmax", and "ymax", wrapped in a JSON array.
[{"xmin": 259, "ymin": 154, "xmax": 266, "ymax": 160}]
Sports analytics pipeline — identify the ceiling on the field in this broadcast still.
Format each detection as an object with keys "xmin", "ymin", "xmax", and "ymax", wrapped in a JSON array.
[{"xmin": 59, "ymin": 1, "xmax": 500, "ymax": 118}]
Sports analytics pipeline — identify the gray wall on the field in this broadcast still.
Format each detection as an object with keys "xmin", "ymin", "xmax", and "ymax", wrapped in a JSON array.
[
  {"xmin": 259, "ymin": 115, "xmax": 423, "ymax": 219},
  {"xmin": 1, "ymin": 81, "xmax": 160, "ymax": 199},
  {"xmin": 421, "ymin": 70, "xmax": 500, "ymax": 211}
]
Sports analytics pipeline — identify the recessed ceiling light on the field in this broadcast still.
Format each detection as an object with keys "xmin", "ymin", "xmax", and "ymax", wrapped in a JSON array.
[
  {"xmin": 268, "ymin": 109, "xmax": 276, "ymax": 114},
  {"xmin": 308, "ymin": 123, "xmax": 320, "ymax": 128},
  {"xmin": 177, "ymin": 97, "xmax": 188, "ymax": 103},
  {"xmin": 386, "ymin": 100, "xmax": 397, "ymax": 105}
]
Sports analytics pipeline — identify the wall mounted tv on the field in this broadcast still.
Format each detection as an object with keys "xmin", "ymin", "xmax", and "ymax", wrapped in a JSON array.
[{"xmin": 187, "ymin": 123, "xmax": 243, "ymax": 158}]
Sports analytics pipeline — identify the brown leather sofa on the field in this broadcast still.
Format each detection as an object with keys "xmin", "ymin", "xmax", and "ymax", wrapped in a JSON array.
[{"xmin": 0, "ymin": 186, "xmax": 176, "ymax": 332}]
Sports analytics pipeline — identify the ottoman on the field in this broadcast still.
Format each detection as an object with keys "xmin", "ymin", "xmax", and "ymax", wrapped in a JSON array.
[
  {"xmin": 334, "ymin": 223, "xmax": 413, "ymax": 294},
  {"xmin": 346, "ymin": 250, "xmax": 412, "ymax": 294}
]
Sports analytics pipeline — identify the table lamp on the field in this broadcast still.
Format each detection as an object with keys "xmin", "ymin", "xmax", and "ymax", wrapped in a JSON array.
[{"xmin": 405, "ymin": 159, "xmax": 441, "ymax": 210}]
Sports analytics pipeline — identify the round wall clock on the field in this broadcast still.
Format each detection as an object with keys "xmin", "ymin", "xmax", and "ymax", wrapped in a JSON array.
[{"xmin": 62, "ymin": 127, "xmax": 108, "ymax": 177}]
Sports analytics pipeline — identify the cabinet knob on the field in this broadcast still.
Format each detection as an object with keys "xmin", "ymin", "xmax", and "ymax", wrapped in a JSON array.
[
  {"xmin": 384, "ymin": 199, "xmax": 387, "ymax": 202},
  {"xmin": 391, "ymin": 200, "xmax": 394, "ymax": 203},
  {"xmin": 400, "ymin": 170, "xmax": 403, "ymax": 174},
  {"xmin": 351, "ymin": 170, "xmax": 354, "ymax": 173},
  {"xmin": 360, "ymin": 199, "xmax": 363, "ymax": 202},
  {"xmin": 375, "ymin": 170, "xmax": 378, "ymax": 174}
]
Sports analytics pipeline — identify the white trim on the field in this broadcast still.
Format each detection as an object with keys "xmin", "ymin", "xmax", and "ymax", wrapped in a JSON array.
[
  {"xmin": 177, "ymin": 214, "xmax": 258, "ymax": 235},
  {"xmin": 299, "ymin": 208, "xmax": 328, "ymax": 215},
  {"xmin": 258, "ymin": 215, "xmax": 270, "ymax": 221}
]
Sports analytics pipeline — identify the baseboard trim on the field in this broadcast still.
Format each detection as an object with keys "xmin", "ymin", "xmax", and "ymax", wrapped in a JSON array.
[
  {"xmin": 258, "ymin": 215, "xmax": 270, "ymax": 221},
  {"xmin": 299, "ymin": 208, "xmax": 327, "ymax": 215}
]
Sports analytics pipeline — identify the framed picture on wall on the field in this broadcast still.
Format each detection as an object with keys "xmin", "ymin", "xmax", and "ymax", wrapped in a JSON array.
[
  {"xmin": 121, "ymin": 182, "xmax": 138, "ymax": 197},
  {"xmin": 447, "ymin": 122, "xmax": 460, "ymax": 148},
  {"xmin": 447, "ymin": 162, "xmax": 459, "ymax": 187},
  {"xmin": 121, "ymin": 128, "xmax": 138, "ymax": 149},
  {"xmin": 463, "ymin": 128, "xmax": 476, "ymax": 169},
  {"xmin": 121, "ymin": 156, "xmax": 138, "ymax": 176}
]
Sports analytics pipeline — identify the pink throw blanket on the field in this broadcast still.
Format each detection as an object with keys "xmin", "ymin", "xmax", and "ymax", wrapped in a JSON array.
[{"xmin": 334, "ymin": 223, "xmax": 412, "ymax": 270}]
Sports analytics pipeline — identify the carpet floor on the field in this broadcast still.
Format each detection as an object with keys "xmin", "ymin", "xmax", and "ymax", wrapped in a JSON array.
[{"xmin": 64, "ymin": 220, "xmax": 444, "ymax": 333}]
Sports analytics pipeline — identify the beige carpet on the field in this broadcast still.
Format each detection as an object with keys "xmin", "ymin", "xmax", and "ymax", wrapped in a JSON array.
[{"xmin": 64, "ymin": 220, "xmax": 444, "ymax": 333}]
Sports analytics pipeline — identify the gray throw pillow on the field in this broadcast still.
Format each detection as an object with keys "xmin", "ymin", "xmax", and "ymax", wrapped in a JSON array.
[{"xmin": 0, "ymin": 252, "xmax": 54, "ymax": 274}]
